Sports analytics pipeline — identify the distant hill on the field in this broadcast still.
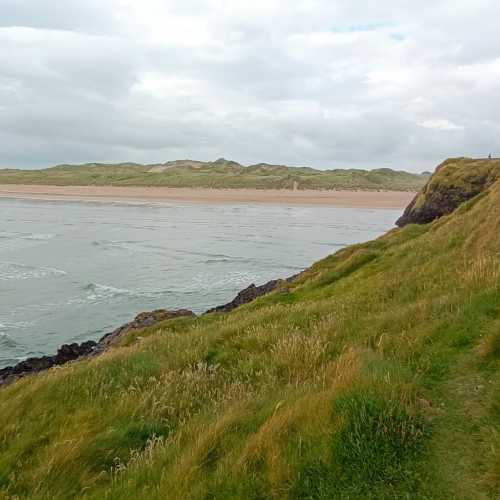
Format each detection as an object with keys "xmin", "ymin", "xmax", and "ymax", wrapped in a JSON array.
[{"xmin": 0, "ymin": 158, "xmax": 428, "ymax": 191}]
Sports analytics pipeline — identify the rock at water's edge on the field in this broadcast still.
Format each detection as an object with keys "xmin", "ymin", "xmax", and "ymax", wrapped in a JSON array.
[
  {"xmin": 0, "ymin": 341, "xmax": 97, "ymax": 386},
  {"xmin": 205, "ymin": 272, "xmax": 302, "ymax": 314},
  {"xmin": 206, "ymin": 280, "xmax": 281, "ymax": 314},
  {"xmin": 0, "ymin": 309, "xmax": 195, "ymax": 387},
  {"xmin": 1, "ymin": 265, "xmax": 303, "ymax": 387}
]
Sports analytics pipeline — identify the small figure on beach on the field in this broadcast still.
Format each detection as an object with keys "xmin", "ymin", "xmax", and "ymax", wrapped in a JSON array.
[{"xmin": 488, "ymin": 153, "xmax": 492, "ymax": 159}]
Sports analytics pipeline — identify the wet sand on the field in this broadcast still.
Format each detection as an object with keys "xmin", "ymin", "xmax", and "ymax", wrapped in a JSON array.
[{"xmin": 0, "ymin": 184, "xmax": 415, "ymax": 208}]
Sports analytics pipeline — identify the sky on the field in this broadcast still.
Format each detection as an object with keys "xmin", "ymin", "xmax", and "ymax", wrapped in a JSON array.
[{"xmin": 0, "ymin": 0, "xmax": 499, "ymax": 172}]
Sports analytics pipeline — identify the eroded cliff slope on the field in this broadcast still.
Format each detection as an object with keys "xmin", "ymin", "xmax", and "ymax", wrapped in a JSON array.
[{"xmin": 397, "ymin": 157, "xmax": 500, "ymax": 226}]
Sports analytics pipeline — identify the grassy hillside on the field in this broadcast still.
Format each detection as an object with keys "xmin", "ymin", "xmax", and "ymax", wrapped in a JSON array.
[
  {"xmin": 0, "ymin": 158, "xmax": 427, "ymax": 191},
  {"xmin": 397, "ymin": 157, "xmax": 500, "ymax": 225},
  {"xmin": 1, "ymin": 161, "xmax": 500, "ymax": 498}
]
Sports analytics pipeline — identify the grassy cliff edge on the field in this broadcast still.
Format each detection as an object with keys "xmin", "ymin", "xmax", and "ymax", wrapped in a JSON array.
[
  {"xmin": 1, "ymin": 159, "xmax": 500, "ymax": 499},
  {"xmin": 397, "ymin": 157, "xmax": 500, "ymax": 225}
]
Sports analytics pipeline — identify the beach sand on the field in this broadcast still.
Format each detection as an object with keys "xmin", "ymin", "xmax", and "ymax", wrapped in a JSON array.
[{"xmin": 0, "ymin": 184, "xmax": 415, "ymax": 209}]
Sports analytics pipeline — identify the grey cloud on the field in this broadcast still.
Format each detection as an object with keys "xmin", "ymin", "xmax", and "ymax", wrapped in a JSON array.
[{"xmin": 1, "ymin": 0, "xmax": 499, "ymax": 171}]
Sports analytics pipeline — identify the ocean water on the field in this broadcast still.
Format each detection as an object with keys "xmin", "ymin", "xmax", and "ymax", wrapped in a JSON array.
[{"xmin": 0, "ymin": 197, "xmax": 401, "ymax": 368}]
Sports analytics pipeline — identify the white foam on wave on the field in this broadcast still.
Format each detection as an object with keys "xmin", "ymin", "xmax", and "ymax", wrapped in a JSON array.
[
  {"xmin": 0, "ymin": 320, "xmax": 32, "ymax": 330},
  {"xmin": 68, "ymin": 282, "xmax": 179, "ymax": 306},
  {"xmin": 0, "ymin": 331, "xmax": 21, "ymax": 348},
  {"xmin": 91, "ymin": 240, "xmax": 142, "ymax": 252},
  {"xmin": 191, "ymin": 270, "xmax": 263, "ymax": 291},
  {"xmin": 83, "ymin": 283, "xmax": 136, "ymax": 301},
  {"xmin": 0, "ymin": 262, "xmax": 67, "ymax": 281},
  {"xmin": 0, "ymin": 231, "xmax": 56, "ymax": 241},
  {"xmin": 2, "ymin": 284, "xmax": 173, "ymax": 314},
  {"xmin": 24, "ymin": 233, "xmax": 56, "ymax": 240}
]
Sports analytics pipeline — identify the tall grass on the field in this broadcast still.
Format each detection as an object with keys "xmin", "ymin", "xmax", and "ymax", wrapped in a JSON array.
[{"xmin": 1, "ymin": 169, "xmax": 500, "ymax": 498}]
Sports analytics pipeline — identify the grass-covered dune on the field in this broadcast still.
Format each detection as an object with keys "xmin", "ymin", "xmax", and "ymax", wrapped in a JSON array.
[
  {"xmin": 1, "ymin": 159, "xmax": 500, "ymax": 499},
  {"xmin": 0, "ymin": 158, "xmax": 428, "ymax": 191}
]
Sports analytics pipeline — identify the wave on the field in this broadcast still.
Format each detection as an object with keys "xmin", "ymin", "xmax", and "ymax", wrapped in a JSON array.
[
  {"xmin": 92, "ymin": 239, "xmax": 134, "ymax": 247},
  {"xmin": 5, "ymin": 283, "xmax": 177, "ymax": 312},
  {"xmin": 205, "ymin": 258, "xmax": 239, "ymax": 264},
  {"xmin": 181, "ymin": 249, "xmax": 238, "ymax": 260},
  {"xmin": 82, "ymin": 283, "xmax": 135, "ymax": 301},
  {"xmin": 24, "ymin": 233, "xmax": 56, "ymax": 240},
  {"xmin": 190, "ymin": 271, "xmax": 264, "ymax": 290},
  {"xmin": 80, "ymin": 283, "xmax": 179, "ymax": 303},
  {"xmin": 0, "ymin": 262, "xmax": 67, "ymax": 281},
  {"xmin": 0, "ymin": 231, "xmax": 56, "ymax": 241},
  {"xmin": 91, "ymin": 240, "xmax": 151, "ymax": 253},
  {"xmin": 0, "ymin": 320, "xmax": 32, "ymax": 330},
  {"xmin": 90, "ymin": 240, "xmax": 244, "ymax": 263},
  {"xmin": 204, "ymin": 257, "xmax": 255, "ymax": 264},
  {"xmin": 0, "ymin": 332, "xmax": 22, "ymax": 349}
]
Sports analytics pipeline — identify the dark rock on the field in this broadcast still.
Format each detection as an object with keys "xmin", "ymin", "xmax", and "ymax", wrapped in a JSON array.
[
  {"xmin": 396, "ymin": 186, "xmax": 480, "ymax": 226},
  {"xmin": 56, "ymin": 340, "xmax": 97, "ymax": 362},
  {"xmin": 396, "ymin": 158, "xmax": 500, "ymax": 227},
  {"xmin": 0, "ymin": 340, "xmax": 97, "ymax": 387},
  {"xmin": 0, "ymin": 310, "xmax": 194, "ymax": 387},
  {"xmin": 206, "ymin": 280, "xmax": 281, "ymax": 314},
  {"xmin": 205, "ymin": 272, "xmax": 303, "ymax": 314}
]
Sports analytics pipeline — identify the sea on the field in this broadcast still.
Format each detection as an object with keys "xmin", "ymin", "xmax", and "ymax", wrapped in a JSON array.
[{"xmin": 0, "ymin": 197, "xmax": 401, "ymax": 368}]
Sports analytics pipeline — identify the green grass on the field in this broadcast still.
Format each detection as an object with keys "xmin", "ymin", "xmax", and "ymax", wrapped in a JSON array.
[
  {"xmin": 412, "ymin": 157, "xmax": 500, "ymax": 210},
  {"xmin": 1, "ymin": 166, "xmax": 500, "ymax": 498},
  {"xmin": 0, "ymin": 159, "xmax": 428, "ymax": 191}
]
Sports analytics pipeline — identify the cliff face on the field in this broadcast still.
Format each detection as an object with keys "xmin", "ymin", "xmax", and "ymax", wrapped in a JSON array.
[{"xmin": 396, "ymin": 157, "xmax": 500, "ymax": 226}]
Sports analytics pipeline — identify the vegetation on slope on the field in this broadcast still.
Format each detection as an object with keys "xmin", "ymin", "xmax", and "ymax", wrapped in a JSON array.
[
  {"xmin": 0, "ymin": 158, "xmax": 428, "ymax": 191},
  {"xmin": 1, "ymin": 163, "xmax": 500, "ymax": 499},
  {"xmin": 397, "ymin": 157, "xmax": 500, "ymax": 225}
]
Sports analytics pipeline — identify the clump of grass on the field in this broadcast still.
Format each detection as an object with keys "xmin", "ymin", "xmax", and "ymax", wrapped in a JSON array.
[
  {"xmin": 477, "ymin": 326, "xmax": 500, "ymax": 361},
  {"xmin": 330, "ymin": 390, "xmax": 424, "ymax": 481},
  {"xmin": 294, "ymin": 388, "xmax": 425, "ymax": 499}
]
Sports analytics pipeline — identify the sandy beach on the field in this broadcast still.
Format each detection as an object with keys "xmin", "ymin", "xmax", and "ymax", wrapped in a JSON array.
[{"xmin": 0, "ymin": 184, "xmax": 415, "ymax": 208}]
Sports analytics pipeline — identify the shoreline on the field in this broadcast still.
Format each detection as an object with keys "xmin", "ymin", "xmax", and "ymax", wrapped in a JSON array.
[
  {"xmin": 0, "ymin": 184, "xmax": 415, "ymax": 209},
  {"xmin": 0, "ymin": 278, "xmax": 289, "ymax": 386}
]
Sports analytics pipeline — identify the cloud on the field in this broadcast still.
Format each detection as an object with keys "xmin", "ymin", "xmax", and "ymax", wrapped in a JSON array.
[
  {"xmin": 420, "ymin": 119, "xmax": 464, "ymax": 131},
  {"xmin": 0, "ymin": 0, "xmax": 499, "ymax": 171}
]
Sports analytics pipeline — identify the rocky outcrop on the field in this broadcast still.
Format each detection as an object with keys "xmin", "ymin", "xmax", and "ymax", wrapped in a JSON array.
[
  {"xmin": 0, "ymin": 340, "xmax": 97, "ymax": 386},
  {"xmin": 0, "ymin": 309, "xmax": 194, "ymax": 387},
  {"xmin": 205, "ymin": 272, "xmax": 302, "ymax": 314},
  {"xmin": 206, "ymin": 280, "xmax": 282, "ymax": 314},
  {"xmin": 397, "ymin": 186, "xmax": 479, "ymax": 226},
  {"xmin": 396, "ymin": 157, "xmax": 500, "ymax": 227}
]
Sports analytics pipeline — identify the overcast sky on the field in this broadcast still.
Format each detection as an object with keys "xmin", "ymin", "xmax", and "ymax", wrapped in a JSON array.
[{"xmin": 1, "ymin": 0, "xmax": 499, "ymax": 172}]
